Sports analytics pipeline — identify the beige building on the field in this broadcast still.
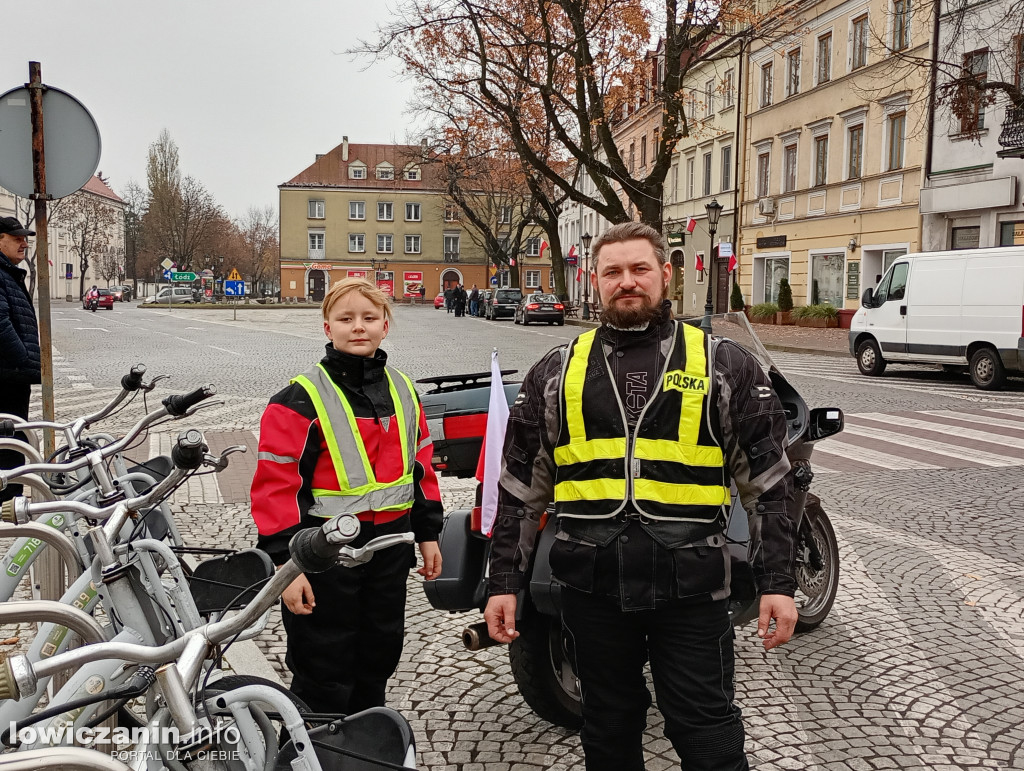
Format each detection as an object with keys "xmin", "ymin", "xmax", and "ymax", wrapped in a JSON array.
[
  {"xmin": 664, "ymin": 37, "xmax": 745, "ymax": 316},
  {"xmin": 739, "ymin": 0, "xmax": 931, "ymax": 311}
]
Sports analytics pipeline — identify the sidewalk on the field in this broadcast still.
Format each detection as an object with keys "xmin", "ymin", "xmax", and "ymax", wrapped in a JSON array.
[{"xmin": 567, "ymin": 316, "xmax": 851, "ymax": 357}]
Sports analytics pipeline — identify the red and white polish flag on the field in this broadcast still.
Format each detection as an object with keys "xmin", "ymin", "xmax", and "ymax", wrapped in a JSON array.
[{"xmin": 474, "ymin": 349, "xmax": 510, "ymax": 537}]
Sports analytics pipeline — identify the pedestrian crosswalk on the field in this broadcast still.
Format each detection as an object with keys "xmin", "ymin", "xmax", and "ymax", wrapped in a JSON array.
[
  {"xmin": 772, "ymin": 352, "xmax": 1024, "ymax": 405},
  {"xmin": 813, "ymin": 407, "xmax": 1024, "ymax": 474}
]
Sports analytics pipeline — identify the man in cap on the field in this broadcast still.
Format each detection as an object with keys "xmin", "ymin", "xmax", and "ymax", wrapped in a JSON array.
[{"xmin": 0, "ymin": 217, "xmax": 41, "ymax": 502}]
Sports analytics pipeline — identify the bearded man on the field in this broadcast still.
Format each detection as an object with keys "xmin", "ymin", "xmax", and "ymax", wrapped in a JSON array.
[{"xmin": 484, "ymin": 221, "xmax": 799, "ymax": 770}]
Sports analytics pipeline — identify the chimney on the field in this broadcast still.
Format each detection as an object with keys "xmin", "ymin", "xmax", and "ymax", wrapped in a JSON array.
[
  {"xmin": 420, "ymin": 137, "xmax": 428, "ymax": 159},
  {"xmin": 315, "ymin": 154, "xmax": 325, "ymax": 161},
  {"xmin": 342, "ymin": 136, "xmax": 349, "ymax": 161}
]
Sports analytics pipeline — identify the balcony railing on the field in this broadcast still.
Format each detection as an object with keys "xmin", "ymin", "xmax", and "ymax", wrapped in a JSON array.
[
  {"xmin": 997, "ymin": 105, "xmax": 1024, "ymax": 158},
  {"xmin": 444, "ymin": 252, "xmax": 460, "ymax": 263},
  {"xmin": 308, "ymin": 248, "xmax": 325, "ymax": 260}
]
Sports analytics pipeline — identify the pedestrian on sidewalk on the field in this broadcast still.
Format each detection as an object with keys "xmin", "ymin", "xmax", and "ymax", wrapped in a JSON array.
[
  {"xmin": 0, "ymin": 217, "xmax": 40, "ymax": 503},
  {"xmin": 250, "ymin": 277, "xmax": 443, "ymax": 715},
  {"xmin": 484, "ymin": 222, "xmax": 798, "ymax": 771},
  {"xmin": 454, "ymin": 284, "xmax": 467, "ymax": 317},
  {"xmin": 444, "ymin": 286, "xmax": 454, "ymax": 312},
  {"xmin": 469, "ymin": 284, "xmax": 479, "ymax": 317}
]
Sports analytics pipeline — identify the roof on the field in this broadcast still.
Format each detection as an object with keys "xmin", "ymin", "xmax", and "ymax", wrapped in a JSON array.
[
  {"xmin": 81, "ymin": 174, "xmax": 124, "ymax": 203},
  {"xmin": 281, "ymin": 141, "xmax": 443, "ymax": 191}
]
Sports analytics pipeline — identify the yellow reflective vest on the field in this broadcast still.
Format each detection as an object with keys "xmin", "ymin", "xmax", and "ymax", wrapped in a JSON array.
[
  {"xmin": 553, "ymin": 322, "xmax": 730, "ymax": 522},
  {"xmin": 290, "ymin": 363, "xmax": 420, "ymax": 518}
]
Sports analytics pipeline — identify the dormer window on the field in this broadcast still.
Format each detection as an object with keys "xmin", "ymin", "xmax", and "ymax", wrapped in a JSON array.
[
  {"xmin": 405, "ymin": 165, "xmax": 421, "ymax": 180},
  {"xmin": 349, "ymin": 162, "xmax": 366, "ymax": 180},
  {"xmin": 376, "ymin": 163, "xmax": 394, "ymax": 180}
]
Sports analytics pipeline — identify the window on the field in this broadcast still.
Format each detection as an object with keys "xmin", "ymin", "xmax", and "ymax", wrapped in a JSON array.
[
  {"xmin": 525, "ymin": 269, "xmax": 541, "ymax": 289},
  {"xmin": 443, "ymin": 234, "xmax": 460, "ymax": 262},
  {"xmin": 640, "ymin": 136, "xmax": 647, "ymax": 167},
  {"xmin": 721, "ymin": 146, "xmax": 733, "ymax": 192},
  {"xmin": 526, "ymin": 237, "xmax": 541, "ymax": 256},
  {"xmin": 951, "ymin": 226, "xmax": 980, "ymax": 250},
  {"xmin": 377, "ymin": 202, "xmax": 393, "ymax": 221},
  {"xmin": 887, "ymin": 112, "xmax": 906, "ymax": 170},
  {"xmin": 498, "ymin": 206, "xmax": 511, "ymax": 224},
  {"xmin": 405, "ymin": 202, "xmax": 421, "ymax": 221},
  {"xmin": 444, "ymin": 203, "xmax": 460, "ymax": 222},
  {"xmin": 376, "ymin": 165, "xmax": 394, "ymax": 180},
  {"xmin": 892, "ymin": 0, "xmax": 910, "ymax": 51},
  {"xmin": 875, "ymin": 261, "xmax": 908, "ymax": 303},
  {"xmin": 704, "ymin": 79, "xmax": 715, "ymax": 116},
  {"xmin": 783, "ymin": 144, "xmax": 798, "ymax": 192},
  {"xmin": 847, "ymin": 124, "xmax": 864, "ymax": 179},
  {"xmin": 629, "ymin": 142, "xmax": 636, "ymax": 172},
  {"xmin": 960, "ymin": 49, "xmax": 989, "ymax": 133},
  {"xmin": 695, "ymin": 252, "xmax": 706, "ymax": 284},
  {"xmin": 999, "ymin": 221, "xmax": 1024, "ymax": 246},
  {"xmin": 852, "ymin": 15, "xmax": 869, "ymax": 70},
  {"xmin": 308, "ymin": 232, "xmax": 324, "ymax": 255},
  {"xmin": 763, "ymin": 257, "xmax": 789, "ymax": 302},
  {"xmin": 348, "ymin": 234, "xmax": 365, "ymax": 253},
  {"xmin": 703, "ymin": 152, "xmax": 713, "ymax": 196},
  {"xmin": 814, "ymin": 136, "xmax": 829, "ymax": 186},
  {"xmin": 760, "ymin": 62, "xmax": 774, "ymax": 107},
  {"xmin": 349, "ymin": 201, "xmax": 365, "ymax": 220},
  {"xmin": 405, "ymin": 166, "xmax": 420, "ymax": 180},
  {"xmin": 686, "ymin": 157, "xmax": 695, "ymax": 199},
  {"xmin": 723, "ymin": 69, "xmax": 735, "ymax": 108},
  {"xmin": 816, "ymin": 33, "xmax": 832, "ymax": 84},
  {"xmin": 883, "ymin": 248, "xmax": 907, "ymax": 271},
  {"xmin": 308, "ymin": 200, "xmax": 324, "ymax": 219},
  {"xmin": 377, "ymin": 234, "xmax": 393, "ymax": 254},
  {"xmin": 405, "ymin": 234, "xmax": 421, "ymax": 254},
  {"xmin": 757, "ymin": 152, "xmax": 771, "ymax": 197},
  {"xmin": 810, "ymin": 253, "xmax": 845, "ymax": 305},
  {"xmin": 786, "ymin": 49, "xmax": 801, "ymax": 97},
  {"xmin": 349, "ymin": 164, "xmax": 366, "ymax": 180},
  {"xmin": 1015, "ymin": 35, "xmax": 1024, "ymax": 88}
]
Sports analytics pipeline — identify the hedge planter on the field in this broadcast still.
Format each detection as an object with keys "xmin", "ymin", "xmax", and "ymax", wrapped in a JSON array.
[
  {"xmin": 776, "ymin": 311, "xmax": 793, "ymax": 325},
  {"xmin": 796, "ymin": 316, "xmax": 838, "ymax": 328},
  {"xmin": 751, "ymin": 314, "xmax": 777, "ymax": 324}
]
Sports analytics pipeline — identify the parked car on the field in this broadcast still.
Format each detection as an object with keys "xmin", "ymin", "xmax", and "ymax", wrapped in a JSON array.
[
  {"xmin": 514, "ymin": 293, "xmax": 565, "ymax": 326},
  {"xmin": 144, "ymin": 287, "xmax": 195, "ymax": 305},
  {"xmin": 434, "ymin": 292, "xmax": 446, "ymax": 309},
  {"xmin": 108, "ymin": 285, "xmax": 132, "ymax": 302},
  {"xmin": 486, "ymin": 288, "xmax": 523, "ymax": 320},
  {"xmin": 82, "ymin": 288, "xmax": 115, "ymax": 310},
  {"xmin": 850, "ymin": 246, "xmax": 1024, "ymax": 390}
]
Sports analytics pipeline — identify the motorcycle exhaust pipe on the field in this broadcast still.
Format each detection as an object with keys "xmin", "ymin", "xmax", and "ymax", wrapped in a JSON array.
[{"xmin": 462, "ymin": 621, "xmax": 502, "ymax": 651}]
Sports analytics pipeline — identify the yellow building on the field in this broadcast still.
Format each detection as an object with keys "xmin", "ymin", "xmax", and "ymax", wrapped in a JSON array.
[
  {"xmin": 739, "ymin": 0, "xmax": 931, "ymax": 311},
  {"xmin": 280, "ymin": 138, "xmax": 493, "ymax": 301}
]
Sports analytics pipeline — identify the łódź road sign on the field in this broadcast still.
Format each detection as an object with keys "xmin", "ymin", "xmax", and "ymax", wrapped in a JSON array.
[
  {"xmin": 224, "ymin": 280, "xmax": 246, "ymax": 296},
  {"xmin": 171, "ymin": 271, "xmax": 197, "ymax": 282}
]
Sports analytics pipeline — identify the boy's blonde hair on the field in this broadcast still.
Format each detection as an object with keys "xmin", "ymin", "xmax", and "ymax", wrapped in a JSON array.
[{"xmin": 321, "ymin": 277, "xmax": 394, "ymax": 323}]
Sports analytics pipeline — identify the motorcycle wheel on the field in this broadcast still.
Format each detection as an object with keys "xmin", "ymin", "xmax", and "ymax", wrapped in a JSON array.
[
  {"xmin": 509, "ymin": 611, "xmax": 583, "ymax": 730},
  {"xmin": 793, "ymin": 497, "xmax": 840, "ymax": 632}
]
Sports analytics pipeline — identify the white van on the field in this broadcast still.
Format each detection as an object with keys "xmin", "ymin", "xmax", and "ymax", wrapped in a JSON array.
[{"xmin": 849, "ymin": 247, "xmax": 1024, "ymax": 390}]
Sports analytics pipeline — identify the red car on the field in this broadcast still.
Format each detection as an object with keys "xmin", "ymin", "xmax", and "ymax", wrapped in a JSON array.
[
  {"xmin": 82, "ymin": 288, "xmax": 115, "ymax": 310},
  {"xmin": 434, "ymin": 293, "xmax": 445, "ymax": 309}
]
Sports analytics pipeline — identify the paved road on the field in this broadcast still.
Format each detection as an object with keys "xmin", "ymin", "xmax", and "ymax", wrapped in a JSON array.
[{"xmin": 25, "ymin": 301, "xmax": 1024, "ymax": 770}]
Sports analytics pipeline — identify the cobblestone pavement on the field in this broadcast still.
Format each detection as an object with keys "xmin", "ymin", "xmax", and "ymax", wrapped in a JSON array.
[{"xmin": 12, "ymin": 301, "xmax": 1024, "ymax": 769}]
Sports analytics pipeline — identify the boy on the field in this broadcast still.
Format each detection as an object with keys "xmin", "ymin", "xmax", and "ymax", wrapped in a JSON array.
[{"xmin": 250, "ymin": 278, "xmax": 443, "ymax": 714}]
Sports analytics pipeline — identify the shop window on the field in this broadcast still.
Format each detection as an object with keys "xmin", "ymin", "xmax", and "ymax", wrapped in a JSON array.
[
  {"xmin": 810, "ymin": 253, "xmax": 845, "ymax": 305},
  {"xmin": 763, "ymin": 257, "xmax": 789, "ymax": 302}
]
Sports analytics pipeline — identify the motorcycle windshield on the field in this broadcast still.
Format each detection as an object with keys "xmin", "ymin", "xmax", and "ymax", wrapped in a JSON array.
[{"xmin": 678, "ymin": 312, "xmax": 778, "ymax": 376}]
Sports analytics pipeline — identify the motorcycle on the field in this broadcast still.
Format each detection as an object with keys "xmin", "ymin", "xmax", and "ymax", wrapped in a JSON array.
[{"xmin": 420, "ymin": 312, "xmax": 844, "ymax": 729}]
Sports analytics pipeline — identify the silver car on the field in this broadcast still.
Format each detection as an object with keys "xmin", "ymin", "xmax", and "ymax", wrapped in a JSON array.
[{"xmin": 144, "ymin": 287, "xmax": 195, "ymax": 304}]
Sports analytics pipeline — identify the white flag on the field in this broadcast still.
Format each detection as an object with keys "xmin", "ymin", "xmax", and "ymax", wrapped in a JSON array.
[{"xmin": 480, "ymin": 349, "xmax": 510, "ymax": 537}]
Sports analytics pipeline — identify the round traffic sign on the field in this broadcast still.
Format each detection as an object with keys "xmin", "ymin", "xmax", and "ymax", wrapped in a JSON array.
[{"xmin": 0, "ymin": 85, "xmax": 101, "ymax": 199}]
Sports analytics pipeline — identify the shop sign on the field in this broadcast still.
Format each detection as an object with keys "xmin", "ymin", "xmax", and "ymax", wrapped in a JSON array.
[
  {"xmin": 403, "ymin": 271, "xmax": 424, "ymax": 298},
  {"xmin": 756, "ymin": 235, "xmax": 787, "ymax": 249},
  {"xmin": 667, "ymin": 232, "xmax": 685, "ymax": 247},
  {"xmin": 309, "ymin": 262, "xmax": 333, "ymax": 270},
  {"xmin": 846, "ymin": 261, "xmax": 860, "ymax": 300}
]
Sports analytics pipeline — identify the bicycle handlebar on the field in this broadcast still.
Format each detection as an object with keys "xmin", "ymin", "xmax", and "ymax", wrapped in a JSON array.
[
  {"xmin": 119, "ymin": 363, "xmax": 147, "ymax": 391},
  {"xmin": 163, "ymin": 385, "xmax": 215, "ymax": 417}
]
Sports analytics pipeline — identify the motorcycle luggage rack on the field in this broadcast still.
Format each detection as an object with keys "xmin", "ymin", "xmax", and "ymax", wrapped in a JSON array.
[{"xmin": 415, "ymin": 369, "xmax": 518, "ymax": 394}]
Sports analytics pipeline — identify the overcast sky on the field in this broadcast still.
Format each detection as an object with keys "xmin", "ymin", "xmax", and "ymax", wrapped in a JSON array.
[{"xmin": 2, "ymin": 0, "xmax": 417, "ymax": 219}]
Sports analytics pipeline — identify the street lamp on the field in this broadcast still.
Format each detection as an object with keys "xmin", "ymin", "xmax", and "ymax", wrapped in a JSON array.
[
  {"xmin": 581, "ymin": 232, "xmax": 593, "ymax": 320},
  {"xmin": 370, "ymin": 256, "xmax": 389, "ymax": 282},
  {"xmin": 700, "ymin": 198, "xmax": 724, "ymax": 332}
]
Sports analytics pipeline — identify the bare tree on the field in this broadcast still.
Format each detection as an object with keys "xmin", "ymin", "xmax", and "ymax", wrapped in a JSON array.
[
  {"xmin": 51, "ymin": 191, "xmax": 118, "ymax": 299},
  {"xmin": 236, "ymin": 205, "xmax": 279, "ymax": 296},
  {"xmin": 97, "ymin": 244, "xmax": 123, "ymax": 285},
  {"xmin": 121, "ymin": 179, "xmax": 147, "ymax": 295}
]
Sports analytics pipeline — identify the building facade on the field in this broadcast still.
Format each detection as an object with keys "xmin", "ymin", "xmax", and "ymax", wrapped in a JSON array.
[
  {"xmin": 921, "ymin": 0, "xmax": 1024, "ymax": 250},
  {"xmin": 739, "ymin": 0, "xmax": 931, "ymax": 310}
]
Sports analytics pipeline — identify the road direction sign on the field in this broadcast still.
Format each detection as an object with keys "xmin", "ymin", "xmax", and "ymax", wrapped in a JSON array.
[
  {"xmin": 224, "ymin": 280, "xmax": 245, "ymax": 296},
  {"xmin": 160, "ymin": 258, "xmax": 174, "ymax": 270},
  {"xmin": 162, "ymin": 269, "xmax": 173, "ymax": 281},
  {"xmin": 227, "ymin": 269, "xmax": 242, "ymax": 281},
  {"xmin": 171, "ymin": 271, "xmax": 197, "ymax": 282}
]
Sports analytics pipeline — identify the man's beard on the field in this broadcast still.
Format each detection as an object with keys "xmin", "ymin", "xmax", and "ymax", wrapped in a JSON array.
[{"xmin": 599, "ymin": 286, "xmax": 665, "ymax": 328}]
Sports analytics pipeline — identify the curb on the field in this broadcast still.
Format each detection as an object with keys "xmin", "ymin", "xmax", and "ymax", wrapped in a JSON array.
[{"xmin": 763, "ymin": 343, "xmax": 850, "ymax": 359}]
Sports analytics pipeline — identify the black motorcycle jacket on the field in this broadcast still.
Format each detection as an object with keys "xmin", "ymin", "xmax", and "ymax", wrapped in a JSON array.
[{"xmin": 489, "ymin": 303, "xmax": 797, "ymax": 606}]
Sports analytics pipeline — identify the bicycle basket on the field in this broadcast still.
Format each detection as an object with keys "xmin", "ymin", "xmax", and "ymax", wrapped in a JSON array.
[
  {"xmin": 276, "ymin": 707, "xmax": 415, "ymax": 771},
  {"xmin": 187, "ymin": 548, "xmax": 274, "ymax": 615}
]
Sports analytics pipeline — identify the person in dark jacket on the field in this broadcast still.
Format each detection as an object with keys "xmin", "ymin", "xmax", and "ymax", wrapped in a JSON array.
[
  {"xmin": 454, "ymin": 284, "xmax": 468, "ymax": 317},
  {"xmin": 250, "ymin": 277, "xmax": 443, "ymax": 715},
  {"xmin": 0, "ymin": 217, "xmax": 40, "ymax": 503},
  {"xmin": 444, "ymin": 286, "xmax": 454, "ymax": 313},
  {"xmin": 484, "ymin": 222, "xmax": 798, "ymax": 771}
]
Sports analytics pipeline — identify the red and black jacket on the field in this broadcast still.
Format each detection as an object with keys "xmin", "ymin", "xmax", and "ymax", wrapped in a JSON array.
[{"xmin": 250, "ymin": 344, "xmax": 443, "ymax": 565}]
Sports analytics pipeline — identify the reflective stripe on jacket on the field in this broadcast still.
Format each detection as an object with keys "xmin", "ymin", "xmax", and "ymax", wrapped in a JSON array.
[
  {"xmin": 553, "ymin": 321, "xmax": 730, "ymax": 522},
  {"xmin": 290, "ymin": 363, "xmax": 420, "ymax": 517}
]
